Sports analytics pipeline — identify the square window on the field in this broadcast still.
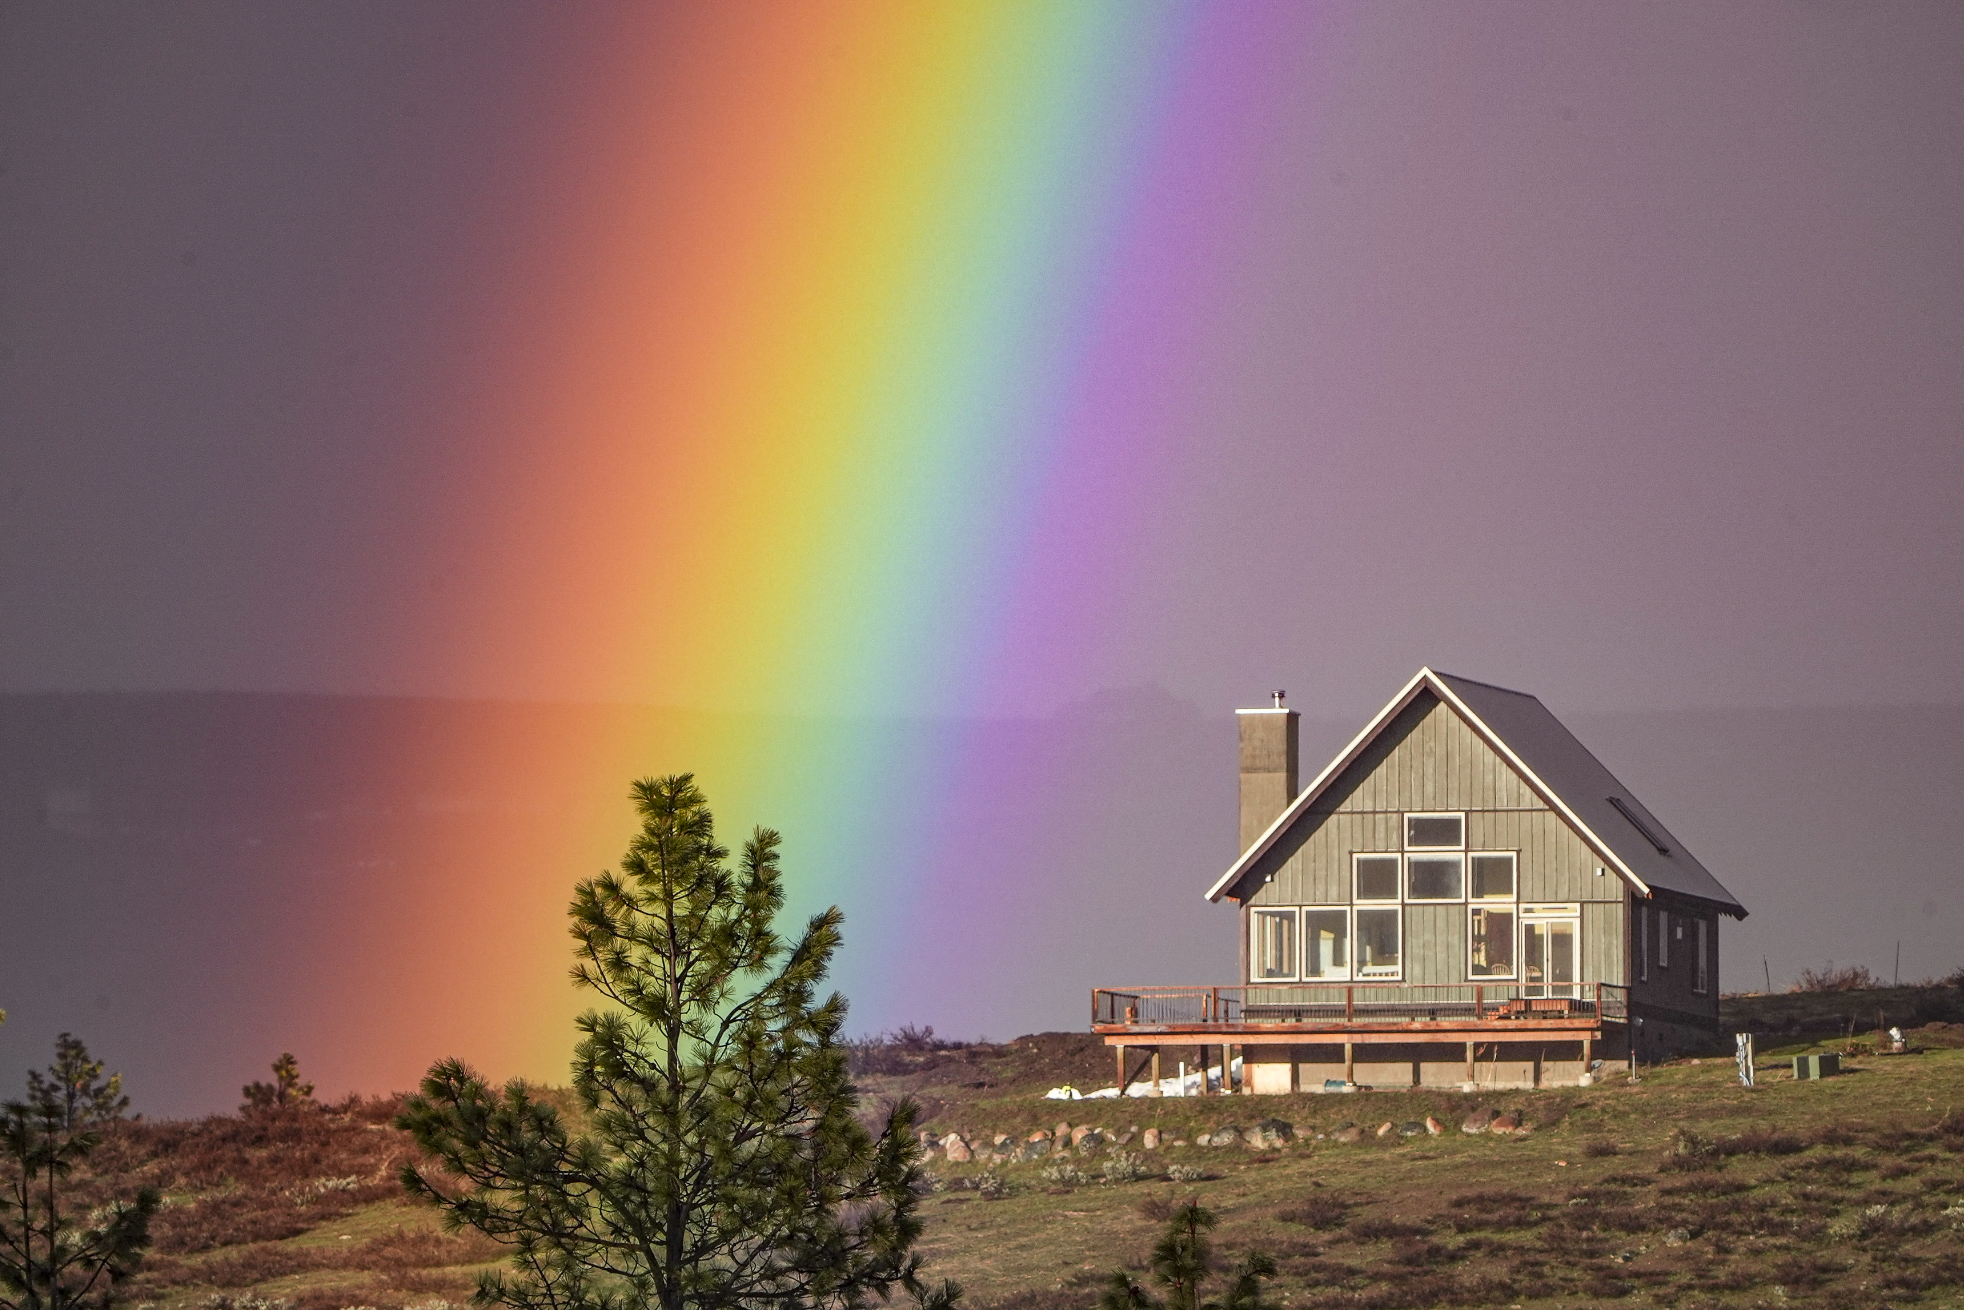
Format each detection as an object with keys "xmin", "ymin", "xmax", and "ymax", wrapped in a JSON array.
[
  {"xmin": 1469, "ymin": 906, "xmax": 1515, "ymax": 978},
  {"xmin": 1405, "ymin": 813, "xmax": 1464, "ymax": 849},
  {"xmin": 1470, "ymin": 853, "xmax": 1516, "ymax": 899},
  {"xmin": 1355, "ymin": 907, "xmax": 1401, "ymax": 976},
  {"xmin": 1302, "ymin": 909, "xmax": 1348, "ymax": 979},
  {"xmin": 1407, "ymin": 853, "xmax": 1464, "ymax": 901},
  {"xmin": 1354, "ymin": 854, "xmax": 1400, "ymax": 902},
  {"xmin": 1251, "ymin": 910, "xmax": 1296, "ymax": 980}
]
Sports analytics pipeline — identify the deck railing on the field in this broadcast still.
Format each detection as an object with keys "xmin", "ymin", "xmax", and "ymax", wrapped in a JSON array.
[{"xmin": 1092, "ymin": 982, "xmax": 1628, "ymax": 1028}]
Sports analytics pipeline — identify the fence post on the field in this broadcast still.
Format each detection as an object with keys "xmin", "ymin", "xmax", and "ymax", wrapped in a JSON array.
[
  {"xmin": 1475, "ymin": 985, "xmax": 1483, "ymax": 1020},
  {"xmin": 1346, "ymin": 986, "xmax": 1354, "ymax": 1021}
]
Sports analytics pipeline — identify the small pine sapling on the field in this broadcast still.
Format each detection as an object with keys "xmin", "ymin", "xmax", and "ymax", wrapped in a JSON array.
[
  {"xmin": 1100, "ymin": 1201, "xmax": 1275, "ymax": 1310},
  {"xmin": 241, "ymin": 1053, "xmax": 315, "ymax": 1112}
]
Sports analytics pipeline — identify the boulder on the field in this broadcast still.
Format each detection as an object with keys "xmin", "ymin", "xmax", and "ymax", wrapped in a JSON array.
[
  {"xmin": 1375, "ymin": 1122, "xmax": 1394, "ymax": 1138},
  {"xmin": 1070, "ymin": 1125, "xmax": 1096, "ymax": 1148},
  {"xmin": 1115, "ymin": 1130, "xmax": 1137, "ymax": 1146},
  {"xmin": 1461, "ymin": 1108, "xmax": 1498, "ymax": 1134},
  {"xmin": 1424, "ymin": 1117, "xmax": 1444, "ymax": 1136},
  {"xmin": 1076, "ymin": 1131, "xmax": 1106, "ymax": 1155},
  {"xmin": 1020, "ymin": 1137, "xmax": 1050, "ymax": 1161},
  {"xmin": 1209, "ymin": 1125, "xmax": 1242, "ymax": 1147},
  {"xmin": 992, "ymin": 1134, "xmax": 1012, "ymax": 1149},
  {"xmin": 1489, "ymin": 1112, "xmax": 1522, "ymax": 1135},
  {"xmin": 1333, "ymin": 1123, "xmax": 1363, "ymax": 1144},
  {"xmin": 1055, "ymin": 1121, "xmax": 1073, "ymax": 1143},
  {"xmin": 942, "ymin": 1135, "xmax": 972, "ymax": 1163},
  {"xmin": 1398, "ymin": 1121, "xmax": 1424, "ymax": 1137},
  {"xmin": 1251, "ymin": 1118, "xmax": 1295, "ymax": 1148},
  {"xmin": 1141, "ymin": 1127, "xmax": 1161, "ymax": 1150}
]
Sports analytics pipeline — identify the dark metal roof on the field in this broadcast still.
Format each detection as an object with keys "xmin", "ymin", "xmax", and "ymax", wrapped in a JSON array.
[{"xmin": 1208, "ymin": 667, "xmax": 1748, "ymax": 917}]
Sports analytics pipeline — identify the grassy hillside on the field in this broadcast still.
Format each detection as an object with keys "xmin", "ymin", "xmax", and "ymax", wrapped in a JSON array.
[{"xmin": 65, "ymin": 1021, "xmax": 1964, "ymax": 1310}]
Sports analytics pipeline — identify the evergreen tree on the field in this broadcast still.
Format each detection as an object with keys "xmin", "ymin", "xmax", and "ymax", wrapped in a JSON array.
[
  {"xmin": 1099, "ymin": 1202, "xmax": 1273, "ymax": 1310},
  {"xmin": 0, "ymin": 1037, "xmax": 157, "ymax": 1310},
  {"xmin": 398, "ymin": 774, "xmax": 958, "ymax": 1310},
  {"xmin": 25, "ymin": 1037, "xmax": 128, "ymax": 1133},
  {"xmin": 241, "ymin": 1053, "xmax": 314, "ymax": 1112}
]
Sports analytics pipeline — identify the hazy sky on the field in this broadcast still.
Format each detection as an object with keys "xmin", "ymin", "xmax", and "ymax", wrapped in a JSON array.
[{"xmin": 3, "ymin": 3, "xmax": 1959, "ymax": 720}]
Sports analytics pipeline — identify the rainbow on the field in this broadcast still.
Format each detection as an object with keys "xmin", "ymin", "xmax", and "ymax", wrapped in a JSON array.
[{"xmin": 304, "ymin": 4, "xmax": 1322, "ymax": 1098}]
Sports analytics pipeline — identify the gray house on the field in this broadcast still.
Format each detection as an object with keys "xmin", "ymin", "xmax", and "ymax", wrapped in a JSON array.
[{"xmin": 1093, "ymin": 668, "xmax": 1747, "ymax": 1092}]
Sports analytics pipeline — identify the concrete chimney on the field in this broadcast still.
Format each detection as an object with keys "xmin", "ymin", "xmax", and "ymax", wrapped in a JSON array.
[{"xmin": 1236, "ymin": 693, "xmax": 1299, "ymax": 854}]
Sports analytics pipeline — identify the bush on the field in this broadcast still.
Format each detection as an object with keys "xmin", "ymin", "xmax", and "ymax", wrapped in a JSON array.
[
  {"xmin": 1166, "ymin": 1164, "xmax": 1206, "ymax": 1183},
  {"xmin": 1041, "ymin": 1162, "xmax": 1090, "ymax": 1187},
  {"xmin": 1101, "ymin": 1151, "xmax": 1149, "ymax": 1184},
  {"xmin": 1792, "ymin": 963, "xmax": 1882, "ymax": 992}
]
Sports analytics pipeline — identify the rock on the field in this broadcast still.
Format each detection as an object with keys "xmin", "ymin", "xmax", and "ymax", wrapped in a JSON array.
[
  {"xmin": 1055, "ymin": 1121, "xmax": 1073, "ymax": 1143},
  {"xmin": 1115, "ymin": 1130, "xmax": 1136, "ymax": 1146},
  {"xmin": 1252, "ymin": 1118, "xmax": 1295, "ymax": 1147},
  {"xmin": 992, "ymin": 1134, "xmax": 1012, "ymax": 1149},
  {"xmin": 1194, "ymin": 1132, "xmax": 1212, "ymax": 1147},
  {"xmin": 1375, "ymin": 1122, "xmax": 1394, "ymax": 1138},
  {"xmin": 1142, "ymin": 1128, "xmax": 1161, "ymax": 1150},
  {"xmin": 1333, "ymin": 1122, "xmax": 1363, "ymax": 1143},
  {"xmin": 1076, "ymin": 1131, "xmax": 1106, "ymax": 1155},
  {"xmin": 1399, "ymin": 1121, "xmax": 1424, "ymax": 1137},
  {"xmin": 1070, "ymin": 1125, "xmax": 1094, "ymax": 1147},
  {"xmin": 942, "ymin": 1135, "xmax": 971, "ymax": 1163},
  {"xmin": 1209, "ymin": 1125, "xmax": 1242, "ymax": 1147},
  {"xmin": 1663, "ymin": 1228, "xmax": 1691, "ymax": 1246},
  {"xmin": 1424, "ymin": 1117, "xmax": 1444, "ymax": 1136},
  {"xmin": 1027, "ymin": 1129, "xmax": 1051, "ymax": 1142},
  {"xmin": 1489, "ymin": 1113, "xmax": 1522, "ymax": 1135},
  {"xmin": 1020, "ymin": 1137, "xmax": 1050, "ymax": 1161},
  {"xmin": 1461, "ymin": 1108, "xmax": 1498, "ymax": 1134}
]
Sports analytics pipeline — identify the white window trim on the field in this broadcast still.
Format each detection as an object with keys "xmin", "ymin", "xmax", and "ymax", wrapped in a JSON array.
[
  {"xmin": 1405, "ymin": 851, "xmax": 1467, "ymax": 903},
  {"xmin": 1467, "ymin": 902, "xmax": 1519, "ymax": 981},
  {"xmin": 1249, "ymin": 907, "xmax": 1301, "ymax": 983},
  {"xmin": 1352, "ymin": 852, "xmax": 1402, "ymax": 904},
  {"xmin": 1352, "ymin": 904, "xmax": 1404, "ymax": 980},
  {"xmin": 1403, "ymin": 811, "xmax": 1466, "ymax": 850},
  {"xmin": 1467, "ymin": 851, "xmax": 1518, "ymax": 901}
]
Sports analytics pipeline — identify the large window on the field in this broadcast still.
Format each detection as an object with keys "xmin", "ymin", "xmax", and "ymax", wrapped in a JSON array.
[
  {"xmin": 1303, "ymin": 909, "xmax": 1349, "ymax": 979},
  {"xmin": 1355, "ymin": 907, "xmax": 1401, "ymax": 977},
  {"xmin": 1470, "ymin": 853, "xmax": 1516, "ymax": 900},
  {"xmin": 1469, "ymin": 906, "xmax": 1515, "ymax": 977},
  {"xmin": 1407, "ymin": 854, "xmax": 1464, "ymax": 900},
  {"xmin": 1252, "ymin": 909, "xmax": 1297, "ymax": 980}
]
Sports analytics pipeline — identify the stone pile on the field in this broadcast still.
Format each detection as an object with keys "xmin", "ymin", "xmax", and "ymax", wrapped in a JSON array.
[{"xmin": 922, "ymin": 1108, "xmax": 1527, "ymax": 1164}]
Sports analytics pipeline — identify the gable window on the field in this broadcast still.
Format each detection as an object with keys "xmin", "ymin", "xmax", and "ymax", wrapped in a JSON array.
[
  {"xmin": 1406, "ymin": 853, "xmax": 1464, "ymax": 901},
  {"xmin": 1303, "ymin": 909, "xmax": 1349, "ymax": 979},
  {"xmin": 1355, "ymin": 907, "xmax": 1401, "ymax": 977},
  {"xmin": 1252, "ymin": 909, "xmax": 1297, "ymax": 980},
  {"xmin": 1405, "ymin": 813, "xmax": 1464, "ymax": 850},
  {"xmin": 1354, "ymin": 854, "xmax": 1400, "ymax": 902},
  {"xmin": 1694, "ymin": 919, "xmax": 1709, "ymax": 994}
]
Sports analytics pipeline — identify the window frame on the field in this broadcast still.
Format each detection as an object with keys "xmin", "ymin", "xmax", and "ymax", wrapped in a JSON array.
[
  {"xmin": 1300, "ymin": 906, "xmax": 1352, "ymax": 982},
  {"xmin": 1249, "ymin": 907, "xmax": 1301, "ymax": 982},
  {"xmin": 1468, "ymin": 851, "xmax": 1517, "ymax": 901},
  {"xmin": 1403, "ymin": 811, "xmax": 1466, "ymax": 851},
  {"xmin": 1404, "ymin": 851, "xmax": 1466, "ymax": 903},
  {"xmin": 1352, "ymin": 852, "xmax": 1402, "ymax": 903},
  {"xmin": 1467, "ymin": 902, "xmax": 1518, "ymax": 980},
  {"xmin": 1352, "ymin": 904, "xmax": 1403, "ymax": 980}
]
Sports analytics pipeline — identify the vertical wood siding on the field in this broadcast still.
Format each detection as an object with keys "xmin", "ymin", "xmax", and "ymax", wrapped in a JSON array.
[{"xmin": 1245, "ymin": 691, "xmax": 1629, "ymax": 986}]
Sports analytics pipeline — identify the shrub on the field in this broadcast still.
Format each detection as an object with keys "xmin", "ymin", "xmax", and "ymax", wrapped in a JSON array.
[
  {"xmin": 1275, "ymin": 1194, "xmax": 1349, "ymax": 1230},
  {"xmin": 1101, "ymin": 1151, "xmax": 1149, "ymax": 1184},
  {"xmin": 1041, "ymin": 1162, "xmax": 1090, "ymax": 1187},
  {"xmin": 1166, "ymin": 1164, "xmax": 1206, "ymax": 1183},
  {"xmin": 1792, "ymin": 963, "xmax": 1882, "ymax": 992}
]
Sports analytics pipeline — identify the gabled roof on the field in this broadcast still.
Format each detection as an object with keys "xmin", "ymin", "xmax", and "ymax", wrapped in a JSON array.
[{"xmin": 1205, "ymin": 668, "xmax": 1748, "ymax": 918}]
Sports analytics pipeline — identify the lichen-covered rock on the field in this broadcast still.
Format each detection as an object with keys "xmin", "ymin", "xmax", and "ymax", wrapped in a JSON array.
[
  {"xmin": 1461, "ymin": 1107, "xmax": 1498, "ymax": 1134},
  {"xmin": 1247, "ymin": 1118, "xmax": 1294, "ymax": 1148},
  {"xmin": 1209, "ymin": 1125, "xmax": 1242, "ymax": 1147},
  {"xmin": 1141, "ymin": 1127, "xmax": 1161, "ymax": 1150},
  {"xmin": 943, "ymin": 1134, "xmax": 971, "ymax": 1163},
  {"xmin": 1489, "ymin": 1112, "xmax": 1523, "ymax": 1135},
  {"xmin": 1398, "ymin": 1121, "xmax": 1424, "ymax": 1137}
]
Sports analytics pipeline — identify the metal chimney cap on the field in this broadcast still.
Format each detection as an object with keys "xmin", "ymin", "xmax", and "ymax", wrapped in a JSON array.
[{"xmin": 1271, "ymin": 690, "xmax": 1286, "ymax": 708}]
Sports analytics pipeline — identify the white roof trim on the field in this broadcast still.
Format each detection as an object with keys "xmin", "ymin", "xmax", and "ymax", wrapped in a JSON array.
[{"xmin": 1204, "ymin": 667, "xmax": 1652, "ymax": 903}]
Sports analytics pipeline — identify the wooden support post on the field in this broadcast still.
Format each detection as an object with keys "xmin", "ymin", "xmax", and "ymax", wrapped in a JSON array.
[
  {"xmin": 1116, "ymin": 1044, "xmax": 1128, "ymax": 1093},
  {"xmin": 1150, "ymin": 1049, "xmax": 1162, "ymax": 1097},
  {"xmin": 1582, "ymin": 1036, "xmax": 1593, "ymax": 1076},
  {"xmin": 1343, "ymin": 1041, "xmax": 1354, "ymax": 1085},
  {"xmin": 1466, "ymin": 1040, "xmax": 1476, "ymax": 1086}
]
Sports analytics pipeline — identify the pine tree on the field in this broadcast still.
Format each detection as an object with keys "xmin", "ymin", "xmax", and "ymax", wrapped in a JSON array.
[
  {"xmin": 0, "ymin": 1037, "xmax": 157, "ymax": 1310},
  {"xmin": 25, "ymin": 1037, "xmax": 128, "ymax": 1133},
  {"xmin": 1099, "ymin": 1202, "xmax": 1273, "ymax": 1310},
  {"xmin": 398, "ymin": 774, "xmax": 958, "ymax": 1310},
  {"xmin": 241, "ymin": 1053, "xmax": 314, "ymax": 1112}
]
